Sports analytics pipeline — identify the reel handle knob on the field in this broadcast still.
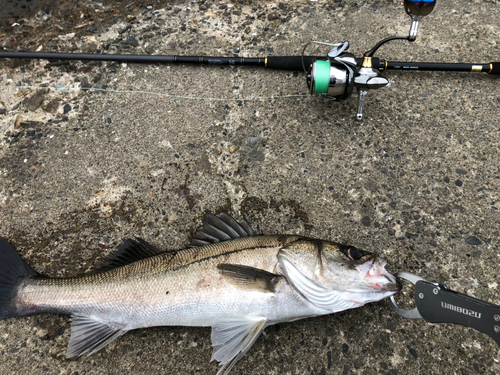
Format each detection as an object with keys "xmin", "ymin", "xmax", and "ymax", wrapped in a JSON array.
[
  {"xmin": 404, "ymin": 0, "xmax": 436, "ymax": 40},
  {"xmin": 404, "ymin": 0, "xmax": 436, "ymax": 18}
]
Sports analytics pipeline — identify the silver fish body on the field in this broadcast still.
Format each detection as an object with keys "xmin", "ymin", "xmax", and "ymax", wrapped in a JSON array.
[
  {"xmin": 17, "ymin": 236, "xmax": 326, "ymax": 327},
  {"xmin": 0, "ymin": 212, "xmax": 400, "ymax": 374}
]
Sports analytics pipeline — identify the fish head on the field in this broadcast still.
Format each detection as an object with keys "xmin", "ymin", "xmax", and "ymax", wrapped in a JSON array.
[{"xmin": 278, "ymin": 239, "xmax": 400, "ymax": 312}]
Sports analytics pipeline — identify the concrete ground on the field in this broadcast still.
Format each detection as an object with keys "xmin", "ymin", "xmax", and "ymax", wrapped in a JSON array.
[{"xmin": 0, "ymin": 0, "xmax": 499, "ymax": 374}]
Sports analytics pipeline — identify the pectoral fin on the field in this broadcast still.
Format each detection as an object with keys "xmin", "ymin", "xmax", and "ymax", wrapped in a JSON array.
[
  {"xmin": 211, "ymin": 316, "xmax": 267, "ymax": 375},
  {"xmin": 66, "ymin": 314, "xmax": 128, "ymax": 358},
  {"xmin": 217, "ymin": 264, "xmax": 282, "ymax": 293},
  {"xmin": 278, "ymin": 254, "xmax": 359, "ymax": 312}
]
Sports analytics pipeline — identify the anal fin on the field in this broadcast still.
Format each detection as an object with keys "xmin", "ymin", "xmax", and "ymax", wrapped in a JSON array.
[
  {"xmin": 67, "ymin": 314, "xmax": 128, "ymax": 358},
  {"xmin": 211, "ymin": 316, "xmax": 267, "ymax": 375}
]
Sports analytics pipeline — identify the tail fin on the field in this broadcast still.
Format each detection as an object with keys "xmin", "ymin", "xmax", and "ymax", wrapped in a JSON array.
[{"xmin": 0, "ymin": 237, "xmax": 38, "ymax": 319}]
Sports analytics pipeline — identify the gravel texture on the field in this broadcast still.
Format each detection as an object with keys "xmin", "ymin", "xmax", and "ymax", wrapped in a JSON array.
[{"xmin": 0, "ymin": 1, "xmax": 499, "ymax": 374}]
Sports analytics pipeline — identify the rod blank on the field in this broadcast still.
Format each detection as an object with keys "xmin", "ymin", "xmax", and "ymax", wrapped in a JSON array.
[{"xmin": 1, "ymin": 51, "xmax": 498, "ymax": 74}]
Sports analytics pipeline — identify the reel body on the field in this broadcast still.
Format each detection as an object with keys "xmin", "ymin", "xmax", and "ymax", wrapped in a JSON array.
[
  {"xmin": 306, "ymin": 0, "xmax": 437, "ymax": 120},
  {"xmin": 307, "ymin": 52, "xmax": 355, "ymax": 102}
]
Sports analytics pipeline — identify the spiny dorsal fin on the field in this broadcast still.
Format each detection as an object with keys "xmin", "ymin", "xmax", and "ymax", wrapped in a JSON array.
[
  {"xmin": 98, "ymin": 238, "xmax": 160, "ymax": 271},
  {"xmin": 217, "ymin": 264, "xmax": 281, "ymax": 293},
  {"xmin": 189, "ymin": 211, "xmax": 262, "ymax": 248},
  {"xmin": 67, "ymin": 314, "xmax": 128, "ymax": 358},
  {"xmin": 211, "ymin": 316, "xmax": 267, "ymax": 375}
]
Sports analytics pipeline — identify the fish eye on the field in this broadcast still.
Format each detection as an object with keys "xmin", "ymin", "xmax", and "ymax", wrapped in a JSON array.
[
  {"xmin": 337, "ymin": 244, "xmax": 371, "ymax": 261},
  {"xmin": 345, "ymin": 247, "xmax": 362, "ymax": 260}
]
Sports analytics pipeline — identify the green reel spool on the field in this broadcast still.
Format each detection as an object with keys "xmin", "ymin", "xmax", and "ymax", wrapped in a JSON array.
[{"xmin": 313, "ymin": 60, "xmax": 331, "ymax": 94}]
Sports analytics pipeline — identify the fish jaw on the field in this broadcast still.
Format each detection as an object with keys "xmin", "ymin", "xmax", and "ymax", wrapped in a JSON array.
[
  {"xmin": 334, "ymin": 258, "xmax": 401, "ymax": 307},
  {"xmin": 356, "ymin": 257, "xmax": 400, "ymax": 291},
  {"xmin": 346, "ymin": 257, "xmax": 401, "ymax": 305}
]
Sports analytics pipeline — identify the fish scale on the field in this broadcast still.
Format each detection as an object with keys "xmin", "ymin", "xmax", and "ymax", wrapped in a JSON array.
[{"xmin": 16, "ymin": 236, "xmax": 304, "ymax": 326}]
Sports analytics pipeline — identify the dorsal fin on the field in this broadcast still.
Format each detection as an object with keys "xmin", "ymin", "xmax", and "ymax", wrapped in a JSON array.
[
  {"xmin": 98, "ymin": 238, "xmax": 160, "ymax": 271},
  {"xmin": 188, "ymin": 211, "xmax": 262, "ymax": 248}
]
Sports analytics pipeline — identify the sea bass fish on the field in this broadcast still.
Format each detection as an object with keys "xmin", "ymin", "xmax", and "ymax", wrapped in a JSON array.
[{"xmin": 0, "ymin": 212, "xmax": 400, "ymax": 374}]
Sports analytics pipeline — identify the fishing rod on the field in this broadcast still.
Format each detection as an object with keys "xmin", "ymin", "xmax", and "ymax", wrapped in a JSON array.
[{"xmin": 0, "ymin": 0, "xmax": 498, "ymax": 120}]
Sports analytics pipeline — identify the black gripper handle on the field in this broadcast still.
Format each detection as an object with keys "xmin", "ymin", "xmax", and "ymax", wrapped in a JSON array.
[{"xmin": 415, "ymin": 280, "xmax": 500, "ymax": 346}]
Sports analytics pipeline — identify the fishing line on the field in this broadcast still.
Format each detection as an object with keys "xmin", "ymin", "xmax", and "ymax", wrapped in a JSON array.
[{"xmin": 0, "ymin": 85, "xmax": 309, "ymax": 102}]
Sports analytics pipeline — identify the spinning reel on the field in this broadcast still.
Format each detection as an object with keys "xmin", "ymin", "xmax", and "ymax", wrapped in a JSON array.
[{"xmin": 306, "ymin": 0, "xmax": 437, "ymax": 120}]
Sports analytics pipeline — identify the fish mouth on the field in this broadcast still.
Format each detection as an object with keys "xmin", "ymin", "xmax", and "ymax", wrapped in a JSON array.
[
  {"xmin": 357, "ymin": 257, "xmax": 401, "ymax": 294},
  {"xmin": 380, "ymin": 279, "xmax": 402, "ymax": 293},
  {"xmin": 379, "ymin": 264, "xmax": 400, "ymax": 291}
]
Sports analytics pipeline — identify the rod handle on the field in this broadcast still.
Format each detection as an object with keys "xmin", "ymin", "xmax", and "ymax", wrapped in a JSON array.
[{"xmin": 265, "ymin": 56, "xmax": 323, "ymax": 71}]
